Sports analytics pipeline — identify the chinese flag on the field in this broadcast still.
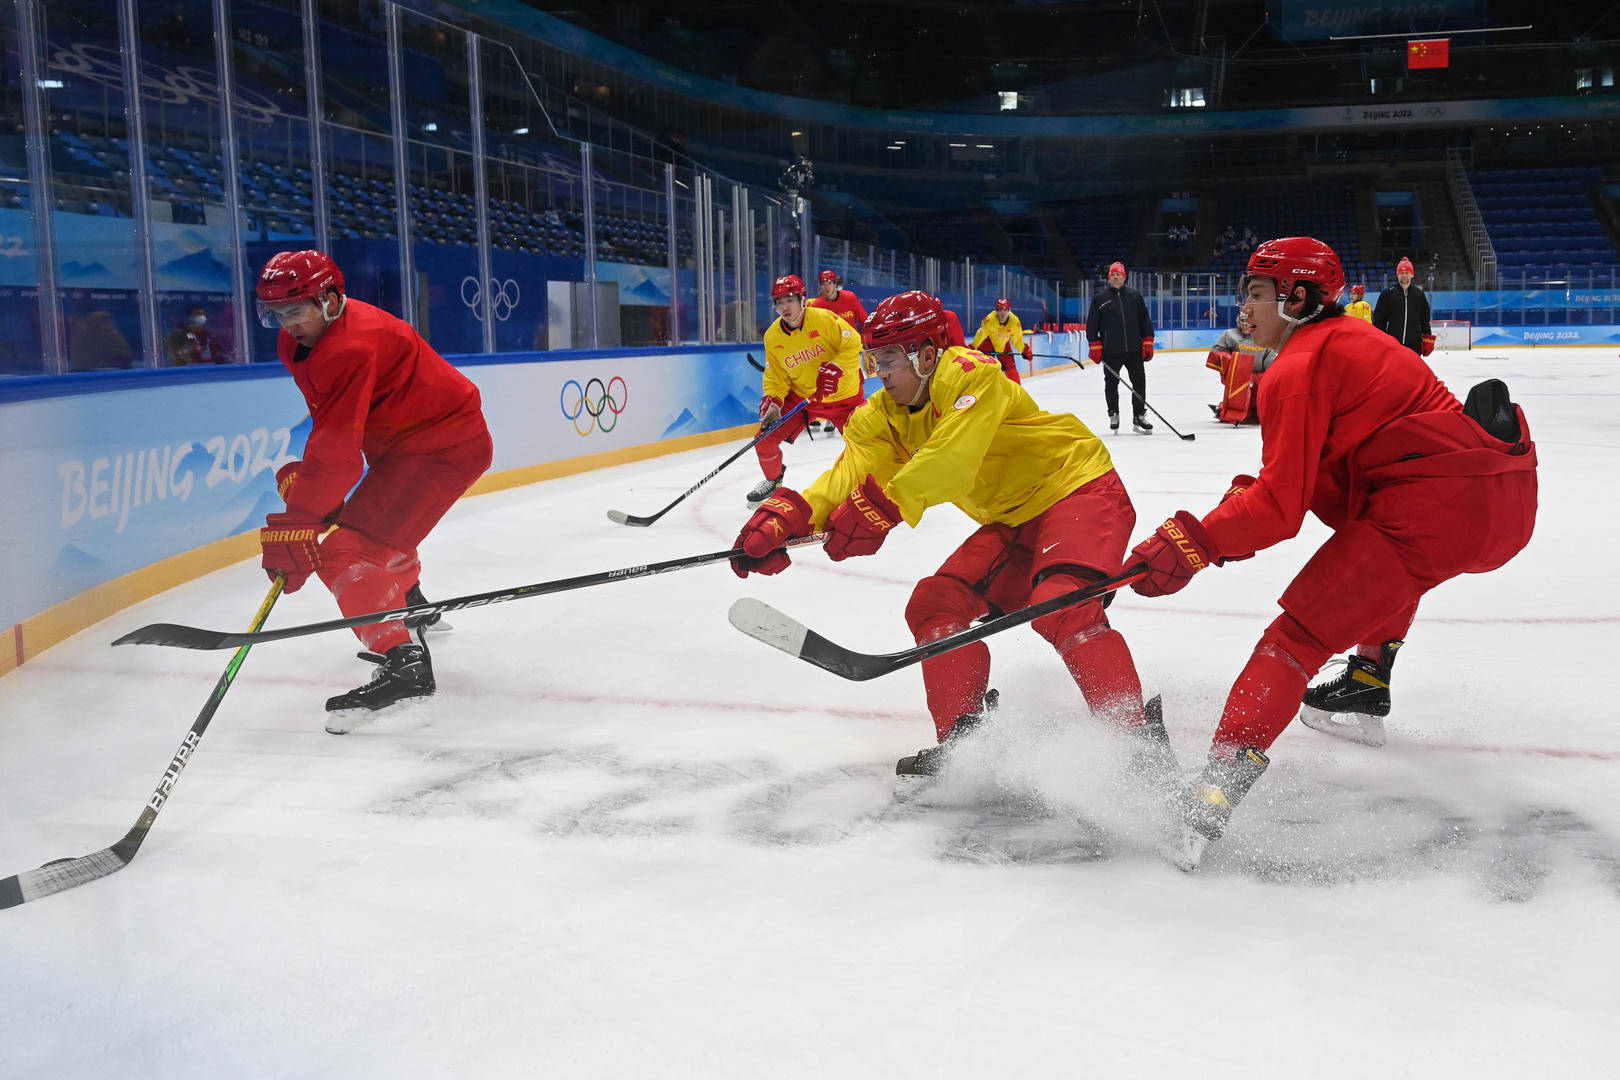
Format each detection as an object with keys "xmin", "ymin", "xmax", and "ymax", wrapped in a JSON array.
[{"xmin": 1408, "ymin": 38, "xmax": 1450, "ymax": 70}]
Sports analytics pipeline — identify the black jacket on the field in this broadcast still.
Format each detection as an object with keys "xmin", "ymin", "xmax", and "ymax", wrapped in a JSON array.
[
  {"xmin": 1085, "ymin": 285, "xmax": 1154, "ymax": 360},
  {"xmin": 1372, "ymin": 284, "xmax": 1432, "ymax": 354}
]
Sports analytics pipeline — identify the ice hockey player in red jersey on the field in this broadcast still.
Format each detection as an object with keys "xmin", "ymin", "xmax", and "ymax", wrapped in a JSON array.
[
  {"xmin": 1125, "ymin": 237, "xmax": 1537, "ymax": 870},
  {"xmin": 750, "ymin": 274, "xmax": 866, "ymax": 505},
  {"xmin": 255, "ymin": 250, "xmax": 493, "ymax": 730},
  {"xmin": 809, "ymin": 269, "xmax": 868, "ymax": 332},
  {"xmin": 730, "ymin": 290, "xmax": 1173, "ymax": 787},
  {"xmin": 969, "ymin": 298, "xmax": 1032, "ymax": 384}
]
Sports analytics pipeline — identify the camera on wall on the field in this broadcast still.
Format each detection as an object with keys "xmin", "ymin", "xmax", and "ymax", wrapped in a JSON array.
[{"xmin": 778, "ymin": 156, "xmax": 815, "ymax": 198}]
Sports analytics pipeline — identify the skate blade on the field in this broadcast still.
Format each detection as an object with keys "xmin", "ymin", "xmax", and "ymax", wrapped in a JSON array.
[
  {"xmin": 1297, "ymin": 705, "xmax": 1386, "ymax": 747},
  {"xmin": 1157, "ymin": 828, "xmax": 1209, "ymax": 873},
  {"xmin": 324, "ymin": 691, "xmax": 434, "ymax": 734},
  {"xmin": 892, "ymin": 771, "xmax": 938, "ymax": 801}
]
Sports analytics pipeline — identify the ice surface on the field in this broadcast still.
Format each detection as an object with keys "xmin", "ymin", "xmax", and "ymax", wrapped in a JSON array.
[{"xmin": 3, "ymin": 348, "xmax": 1617, "ymax": 1077}]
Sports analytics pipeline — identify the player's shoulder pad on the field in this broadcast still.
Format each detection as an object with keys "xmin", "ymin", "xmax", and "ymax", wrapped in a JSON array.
[
  {"xmin": 807, "ymin": 304, "xmax": 856, "ymax": 339},
  {"xmin": 932, "ymin": 346, "xmax": 1005, "ymax": 397}
]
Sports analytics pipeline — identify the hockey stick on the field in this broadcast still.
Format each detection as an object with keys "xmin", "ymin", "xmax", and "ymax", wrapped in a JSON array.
[
  {"xmin": 114, "ymin": 535, "xmax": 827, "ymax": 651},
  {"xmin": 1071, "ymin": 358, "xmax": 1196, "ymax": 441},
  {"xmin": 607, "ymin": 398, "xmax": 809, "ymax": 527},
  {"xmin": 745, "ymin": 351, "xmax": 766, "ymax": 372},
  {"xmin": 729, "ymin": 564, "xmax": 1147, "ymax": 681},
  {"xmin": 1, "ymin": 578, "xmax": 284, "ymax": 910}
]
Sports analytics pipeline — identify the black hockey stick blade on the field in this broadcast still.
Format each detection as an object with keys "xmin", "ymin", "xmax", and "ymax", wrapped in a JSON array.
[
  {"xmin": 745, "ymin": 351, "xmax": 766, "ymax": 372},
  {"xmin": 729, "ymin": 564, "xmax": 1147, "ymax": 681},
  {"xmin": 115, "ymin": 536, "xmax": 826, "ymax": 651},
  {"xmin": 3, "ymin": 578, "xmax": 283, "ymax": 910},
  {"xmin": 604, "ymin": 398, "xmax": 810, "ymax": 527}
]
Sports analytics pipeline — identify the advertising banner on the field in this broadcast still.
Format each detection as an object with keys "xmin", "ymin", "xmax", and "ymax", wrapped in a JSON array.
[{"xmin": 0, "ymin": 347, "xmax": 762, "ymax": 630}]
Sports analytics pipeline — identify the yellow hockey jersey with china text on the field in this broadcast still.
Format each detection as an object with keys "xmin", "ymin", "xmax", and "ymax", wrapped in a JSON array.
[
  {"xmin": 803, "ymin": 346, "xmax": 1114, "ymax": 528},
  {"xmin": 1346, "ymin": 299, "xmax": 1373, "ymax": 322},
  {"xmin": 761, "ymin": 305, "xmax": 864, "ymax": 404}
]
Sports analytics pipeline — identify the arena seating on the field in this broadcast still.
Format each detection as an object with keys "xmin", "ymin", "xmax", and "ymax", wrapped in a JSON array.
[{"xmin": 1470, "ymin": 166, "xmax": 1620, "ymax": 277}]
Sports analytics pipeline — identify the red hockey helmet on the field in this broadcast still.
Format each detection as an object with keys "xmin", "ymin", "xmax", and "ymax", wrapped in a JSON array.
[
  {"xmin": 861, "ymin": 290, "xmax": 952, "ymax": 375},
  {"xmin": 1242, "ymin": 236, "xmax": 1344, "ymax": 310},
  {"xmin": 994, "ymin": 297, "xmax": 1011, "ymax": 311},
  {"xmin": 771, "ymin": 274, "xmax": 807, "ymax": 300},
  {"xmin": 818, "ymin": 269, "xmax": 840, "ymax": 286},
  {"xmin": 1350, "ymin": 284, "xmax": 1366, "ymax": 299},
  {"xmin": 256, "ymin": 250, "xmax": 345, "ymax": 327}
]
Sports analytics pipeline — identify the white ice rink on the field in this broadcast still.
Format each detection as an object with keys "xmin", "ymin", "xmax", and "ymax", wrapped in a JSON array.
[{"xmin": 3, "ymin": 348, "xmax": 1617, "ymax": 1078}]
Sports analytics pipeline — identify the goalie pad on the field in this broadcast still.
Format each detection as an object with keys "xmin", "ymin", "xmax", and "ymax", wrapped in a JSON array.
[{"xmin": 1212, "ymin": 347, "xmax": 1260, "ymax": 425}]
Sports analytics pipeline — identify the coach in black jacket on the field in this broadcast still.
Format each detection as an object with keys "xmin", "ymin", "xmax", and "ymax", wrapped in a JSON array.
[
  {"xmin": 1373, "ymin": 256, "xmax": 1434, "ymax": 357},
  {"xmin": 1085, "ymin": 261, "xmax": 1156, "ymax": 433}
]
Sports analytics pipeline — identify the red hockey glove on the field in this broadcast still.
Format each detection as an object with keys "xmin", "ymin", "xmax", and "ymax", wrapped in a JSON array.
[
  {"xmin": 825, "ymin": 475, "xmax": 902, "ymax": 562},
  {"xmin": 731, "ymin": 489, "xmax": 813, "ymax": 579},
  {"xmin": 260, "ymin": 512, "xmax": 323, "ymax": 593},
  {"xmin": 1420, "ymin": 333, "xmax": 1436, "ymax": 357},
  {"xmin": 1021, "ymin": 343, "xmax": 1033, "ymax": 362},
  {"xmin": 1206, "ymin": 348, "xmax": 1234, "ymax": 373},
  {"xmin": 1128, "ymin": 511, "xmax": 1218, "ymax": 597},
  {"xmin": 1088, "ymin": 340, "xmax": 1103, "ymax": 364},
  {"xmin": 758, "ymin": 395, "xmax": 784, "ymax": 428},
  {"xmin": 815, "ymin": 362, "xmax": 843, "ymax": 400},
  {"xmin": 274, "ymin": 460, "xmax": 300, "ymax": 502},
  {"xmin": 1141, "ymin": 337, "xmax": 1155, "ymax": 362}
]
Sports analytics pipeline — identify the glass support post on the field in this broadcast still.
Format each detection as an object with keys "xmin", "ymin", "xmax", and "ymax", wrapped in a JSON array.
[
  {"xmin": 212, "ymin": 0, "xmax": 252, "ymax": 360},
  {"xmin": 300, "ymin": 0, "xmax": 329, "ymax": 253},
  {"xmin": 467, "ymin": 33, "xmax": 493, "ymax": 352}
]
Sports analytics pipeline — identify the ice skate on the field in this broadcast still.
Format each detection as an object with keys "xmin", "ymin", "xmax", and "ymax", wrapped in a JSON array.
[
  {"xmin": 1132, "ymin": 415, "xmax": 1153, "ymax": 434},
  {"xmin": 325, "ymin": 641, "xmax": 435, "ymax": 733},
  {"xmin": 1125, "ymin": 694, "xmax": 1180, "ymax": 792},
  {"xmin": 1108, "ymin": 412, "xmax": 1120, "ymax": 432},
  {"xmin": 1160, "ymin": 747, "xmax": 1269, "ymax": 872},
  {"xmin": 746, "ymin": 472, "xmax": 785, "ymax": 507},
  {"xmin": 1297, "ymin": 641, "xmax": 1400, "ymax": 748},
  {"xmin": 895, "ymin": 689, "xmax": 998, "ymax": 796}
]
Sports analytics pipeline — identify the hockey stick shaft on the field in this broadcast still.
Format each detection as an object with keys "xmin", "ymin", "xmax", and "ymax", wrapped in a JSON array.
[
  {"xmin": 607, "ymin": 398, "xmax": 809, "ymax": 527},
  {"xmin": 1072, "ymin": 358, "xmax": 1195, "ymax": 440},
  {"xmin": 729, "ymin": 564, "xmax": 1147, "ymax": 681},
  {"xmin": 1, "ymin": 578, "xmax": 283, "ymax": 910},
  {"xmin": 115, "ymin": 535, "xmax": 826, "ymax": 651}
]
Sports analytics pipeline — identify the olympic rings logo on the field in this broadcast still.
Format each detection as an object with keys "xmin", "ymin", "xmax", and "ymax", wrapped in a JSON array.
[
  {"xmin": 560, "ymin": 376, "xmax": 628, "ymax": 436},
  {"xmin": 461, "ymin": 275, "xmax": 521, "ymax": 322}
]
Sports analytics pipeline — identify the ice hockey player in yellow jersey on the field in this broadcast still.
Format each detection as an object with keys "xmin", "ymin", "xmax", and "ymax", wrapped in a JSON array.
[
  {"xmin": 748, "ymin": 274, "xmax": 866, "ymax": 505},
  {"xmin": 1345, "ymin": 284, "xmax": 1372, "ymax": 322},
  {"xmin": 730, "ymin": 290, "xmax": 1172, "ymax": 786},
  {"xmin": 969, "ymin": 297, "xmax": 1031, "ymax": 382}
]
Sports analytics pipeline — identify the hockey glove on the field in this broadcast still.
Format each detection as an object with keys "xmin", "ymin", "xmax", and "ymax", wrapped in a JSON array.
[
  {"xmin": 260, "ymin": 512, "xmax": 323, "ymax": 593},
  {"xmin": 1420, "ymin": 333, "xmax": 1436, "ymax": 357},
  {"xmin": 1021, "ymin": 343, "xmax": 1034, "ymax": 362},
  {"xmin": 275, "ymin": 460, "xmax": 300, "ymax": 501},
  {"xmin": 731, "ymin": 488, "xmax": 813, "ymax": 579},
  {"xmin": 1128, "ymin": 511, "xmax": 1218, "ymax": 597},
  {"xmin": 758, "ymin": 395, "xmax": 784, "ymax": 429},
  {"xmin": 815, "ymin": 362, "xmax": 843, "ymax": 401},
  {"xmin": 825, "ymin": 475, "xmax": 902, "ymax": 562},
  {"xmin": 1088, "ymin": 340, "xmax": 1104, "ymax": 364},
  {"xmin": 1141, "ymin": 337, "xmax": 1155, "ymax": 362}
]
